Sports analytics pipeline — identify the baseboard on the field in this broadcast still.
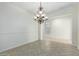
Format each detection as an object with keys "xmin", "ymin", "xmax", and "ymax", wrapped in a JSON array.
[
  {"xmin": 44, "ymin": 35, "xmax": 72, "ymax": 44},
  {"xmin": 0, "ymin": 39, "xmax": 37, "ymax": 53}
]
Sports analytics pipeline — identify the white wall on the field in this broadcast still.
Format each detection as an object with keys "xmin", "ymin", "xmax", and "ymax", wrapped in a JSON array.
[
  {"xmin": 44, "ymin": 5, "xmax": 73, "ymax": 44},
  {"xmin": 51, "ymin": 17, "xmax": 72, "ymax": 39},
  {"xmin": 0, "ymin": 3, "xmax": 38, "ymax": 52},
  {"xmin": 72, "ymin": 3, "xmax": 79, "ymax": 48},
  {"xmin": 44, "ymin": 16, "xmax": 72, "ymax": 44}
]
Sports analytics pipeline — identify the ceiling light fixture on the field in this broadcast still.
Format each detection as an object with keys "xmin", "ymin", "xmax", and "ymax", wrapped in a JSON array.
[
  {"xmin": 34, "ymin": 2, "xmax": 48, "ymax": 24},
  {"xmin": 33, "ymin": 2, "xmax": 48, "ymax": 40}
]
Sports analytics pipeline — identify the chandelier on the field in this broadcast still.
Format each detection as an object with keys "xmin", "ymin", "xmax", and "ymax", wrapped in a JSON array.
[
  {"xmin": 34, "ymin": 2, "xmax": 48, "ymax": 24},
  {"xmin": 33, "ymin": 2, "xmax": 48, "ymax": 40}
]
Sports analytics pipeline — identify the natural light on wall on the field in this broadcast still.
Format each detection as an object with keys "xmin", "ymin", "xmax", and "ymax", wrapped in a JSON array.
[
  {"xmin": 52, "ymin": 19, "xmax": 62, "ymax": 26},
  {"xmin": 45, "ymin": 17, "xmax": 72, "ymax": 44}
]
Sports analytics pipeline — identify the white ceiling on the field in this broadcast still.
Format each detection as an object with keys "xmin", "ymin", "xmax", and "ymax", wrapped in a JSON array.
[{"xmin": 10, "ymin": 2, "xmax": 74, "ymax": 14}]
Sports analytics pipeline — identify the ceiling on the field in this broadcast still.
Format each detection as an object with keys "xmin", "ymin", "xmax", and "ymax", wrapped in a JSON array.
[{"xmin": 9, "ymin": 2, "xmax": 74, "ymax": 14}]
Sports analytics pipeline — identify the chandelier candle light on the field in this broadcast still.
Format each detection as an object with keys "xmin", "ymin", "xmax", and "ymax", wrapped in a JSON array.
[{"xmin": 34, "ymin": 2, "xmax": 48, "ymax": 40}]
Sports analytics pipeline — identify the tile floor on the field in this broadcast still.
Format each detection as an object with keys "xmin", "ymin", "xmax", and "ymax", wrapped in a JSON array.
[{"xmin": 0, "ymin": 40, "xmax": 79, "ymax": 56}]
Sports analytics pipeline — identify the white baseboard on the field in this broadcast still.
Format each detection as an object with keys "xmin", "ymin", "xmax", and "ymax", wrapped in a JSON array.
[
  {"xmin": 0, "ymin": 39, "xmax": 37, "ymax": 53},
  {"xmin": 44, "ymin": 35, "xmax": 72, "ymax": 44}
]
